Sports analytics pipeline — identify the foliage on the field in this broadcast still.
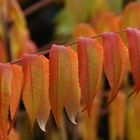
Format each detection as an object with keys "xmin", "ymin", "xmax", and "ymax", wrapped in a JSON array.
[{"xmin": 1, "ymin": 0, "xmax": 140, "ymax": 140}]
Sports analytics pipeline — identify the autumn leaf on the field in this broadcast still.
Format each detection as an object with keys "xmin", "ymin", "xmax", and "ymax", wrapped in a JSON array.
[
  {"xmin": 65, "ymin": 47, "xmax": 81, "ymax": 124},
  {"xmin": 49, "ymin": 45, "xmax": 70, "ymax": 127},
  {"xmin": 120, "ymin": 2, "xmax": 140, "ymax": 29},
  {"xmin": 109, "ymin": 91, "xmax": 126, "ymax": 140},
  {"xmin": 102, "ymin": 32, "xmax": 128, "ymax": 104},
  {"xmin": 72, "ymin": 23, "xmax": 96, "ymax": 51},
  {"xmin": 77, "ymin": 37, "xmax": 103, "ymax": 116},
  {"xmin": 9, "ymin": 0, "xmax": 37, "ymax": 59},
  {"xmin": 8, "ymin": 126, "xmax": 20, "ymax": 140},
  {"xmin": 73, "ymin": 23, "xmax": 96, "ymax": 40},
  {"xmin": 10, "ymin": 64, "xmax": 23, "ymax": 120},
  {"xmin": 22, "ymin": 54, "xmax": 44, "ymax": 129},
  {"xmin": 9, "ymin": 0, "xmax": 26, "ymax": 32},
  {"xmin": 37, "ymin": 55, "xmax": 51, "ymax": 131},
  {"xmin": 93, "ymin": 12, "xmax": 120, "ymax": 33},
  {"xmin": 125, "ymin": 28, "xmax": 140, "ymax": 94},
  {"xmin": 0, "ymin": 64, "xmax": 12, "ymax": 139}
]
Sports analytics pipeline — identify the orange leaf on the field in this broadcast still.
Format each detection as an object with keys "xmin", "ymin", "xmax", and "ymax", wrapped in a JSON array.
[
  {"xmin": 0, "ymin": 64, "xmax": 12, "ymax": 139},
  {"xmin": 49, "ymin": 45, "xmax": 70, "ymax": 127},
  {"xmin": 65, "ymin": 47, "xmax": 81, "ymax": 124},
  {"xmin": 93, "ymin": 12, "xmax": 120, "ymax": 33},
  {"xmin": 73, "ymin": 23, "xmax": 96, "ymax": 40},
  {"xmin": 37, "ymin": 55, "xmax": 51, "ymax": 131},
  {"xmin": 77, "ymin": 37, "xmax": 103, "ymax": 116},
  {"xmin": 126, "ymin": 28, "xmax": 140, "ymax": 94},
  {"xmin": 109, "ymin": 91, "xmax": 126, "ymax": 140},
  {"xmin": 10, "ymin": 64, "xmax": 23, "ymax": 120},
  {"xmin": 22, "ymin": 54, "xmax": 44, "ymax": 128},
  {"xmin": 73, "ymin": 23, "xmax": 96, "ymax": 51},
  {"xmin": 8, "ymin": 127, "xmax": 20, "ymax": 140},
  {"xmin": 102, "ymin": 32, "xmax": 128, "ymax": 104},
  {"xmin": 120, "ymin": 2, "xmax": 140, "ymax": 29}
]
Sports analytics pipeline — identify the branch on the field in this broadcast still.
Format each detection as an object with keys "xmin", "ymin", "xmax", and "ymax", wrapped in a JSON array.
[
  {"xmin": 24, "ymin": 0, "xmax": 54, "ymax": 16},
  {"xmin": 9, "ymin": 27, "xmax": 140, "ymax": 65}
]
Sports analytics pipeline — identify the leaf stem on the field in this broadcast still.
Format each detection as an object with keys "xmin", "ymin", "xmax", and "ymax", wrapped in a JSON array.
[
  {"xmin": 24, "ymin": 0, "xmax": 53, "ymax": 16},
  {"xmin": 9, "ymin": 27, "xmax": 140, "ymax": 65}
]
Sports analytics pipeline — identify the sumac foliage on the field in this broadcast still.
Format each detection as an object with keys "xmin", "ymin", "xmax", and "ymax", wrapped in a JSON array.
[{"xmin": 0, "ymin": 27, "xmax": 139, "ymax": 139}]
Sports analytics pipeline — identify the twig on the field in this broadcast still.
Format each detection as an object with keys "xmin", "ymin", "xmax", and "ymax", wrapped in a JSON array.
[
  {"xmin": 9, "ymin": 27, "xmax": 140, "ymax": 65},
  {"xmin": 127, "ymin": 90, "xmax": 135, "ymax": 98},
  {"xmin": 24, "ymin": 0, "xmax": 54, "ymax": 16}
]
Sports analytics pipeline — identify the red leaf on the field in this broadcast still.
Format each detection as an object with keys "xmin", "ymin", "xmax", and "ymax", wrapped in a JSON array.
[
  {"xmin": 10, "ymin": 64, "xmax": 23, "ymax": 120},
  {"xmin": 102, "ymin": 32, "xmax": 128, "ymax": 104},
  {"xmin": 49, "ymin": 45, "xmax": 70, "ymax": 127},
  {"xmin": 126, "ymin": 28, "xmax": 140, "ymax": 94},
  {"xmin": 22, "ymin": 54, "xmax": 44, "ymax": 128},
  {"xmin": 77, "ymin": 37, "xmax": 103, "ymax": 116},
  {"xmin": 37, "ymin": 55, "xmax": 51, "ymax": 131}
]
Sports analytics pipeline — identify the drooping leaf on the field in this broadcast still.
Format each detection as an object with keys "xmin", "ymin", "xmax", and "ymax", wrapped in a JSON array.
[
  {"xmin": 49, "ymin": 45, "xmax": 70, "ymax": 127},
  {"xmin": 37, "ymin": 55, "xmax": 51, "ymax": 131},
  {"xmin": 0, "ymin": 64, "xmax": 12, "ymax": 139},
  {"xmin": 77, "ymin": 37, "xmax": 103, "ymax": 116},
  {"xmin": 65, "ymin": 47, "xmax": 81, "ymax": 124},
  {"xmin": 22, "ymin": 54, "xmax": 44, "ymax": 128},
  {"xmin": 10, "ymin": 64, "xmax": 23, "ymax": 120},
  {"xmin": 126, "ymin": 28, "xmax": 140, "ymax": 94},
  {"xmin": 102, "ymin": 32, "xmax": 128, "ymax": 104}
]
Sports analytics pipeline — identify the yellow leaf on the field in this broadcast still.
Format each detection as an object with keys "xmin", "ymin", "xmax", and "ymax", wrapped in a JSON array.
[
  {"xmin": 10, "ymin": 64, "xmax": 23, "ymax": 120},
  {"xmin": 37, "ymin": 55, "xmax": 51, "ymax": 131},
  {"xmin": 65, "ymin": 47, "xmax": 81, "ymax": 124},
  {"xmin": 22, "ymin": 54, "xmax": 44, "ymax": 129},
  {"xmin": 0, "ymin": 64, "xmax": 12, "ymax": 139},
  {"xmin": 49, "ymin": 45, "xmax": 70, "ymax": 127}
]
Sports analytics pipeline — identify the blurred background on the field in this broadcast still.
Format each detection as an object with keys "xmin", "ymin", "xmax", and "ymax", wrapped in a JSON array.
[{"xmin": 1, "ymin": 0, "xmax": 140, "ymax": 139}]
